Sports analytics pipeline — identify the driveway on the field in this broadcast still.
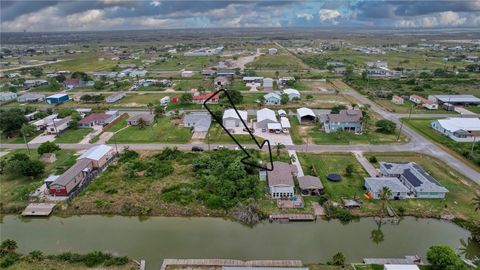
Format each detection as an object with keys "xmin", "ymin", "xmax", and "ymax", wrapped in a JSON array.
[
  {"xmin": 29, "ymin": 134, "xmax": 56, "ymax": 144},
  {"xmin": 288, "ymin": 150, "xmax": 304, "ymax": 177}
]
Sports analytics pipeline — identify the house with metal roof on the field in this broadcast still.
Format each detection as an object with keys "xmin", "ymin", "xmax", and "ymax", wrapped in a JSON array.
[
  {"xmin": 184, "ymin": 112, "xmax": 212, "ymax": 132},
  {"xmin": 431, "ymin": 117, "xmax": 480, "ymax": 142},
  {"xmin": 280, "ymin": 117, "xmax": 291, "ymax": 131},
  {"xmin": 298, "ymin": 175, "xmax": 323, "ymax": 196},
  {"xmin": 77, "ymin": 144, "xmax": 115, "ymax": 168},
  {"xmin": 217, "ymin": 69, "xmax": 236, "ymax": 76},
  {"xmin": 323, "ymin": 109, "xmax": 363, "ymax": 133},
  {"xmin": 283, "ymin": 88, "xmax": 300, "ymax": 100},
  {"xmin": 296, "ymin": 107, "xmax": 316, "ymax": 124},
  {"xmin": 379, "ymin": 162, "xmax": 449, "ymax": 198},
  {"xmin": 278, "ymin": 109, "xmax": 287, "ymax": 117},
  {"xmin": 223, "ymin": 109, "xmax": 248, "ymax": 128},
  {"xmin": 256, "ymin": 108, "xmax": 277, "ymax": 129},
  {"xmin": 106, "ymin": 92, "xmax": 125, "ymax": 103},
  {"xmin": 264, "ymin": 92, "xmax": 281, "ymax": 104},
  {"xmin": 0, "ymin": 92, "xmax": 17, "ymax": 102},
  {"xmin": 79, "ymin": 112, "xmax": 114, "ymax": 128},
  {"xmin": 384, "ymin": 265, "xmax": 420, "ymax": 270},
  {"xmin": 49, "ymin": 158, "xmax": 93, "ymax": 196},
  {"xmin": 127, "ymin": 113, "xmax": 155, "ymax": 126},
  {"xmin": 46, "ymin": 93, "xmax": 69, "ymax": 104},
  {"xmin": 263, "ymin": 78, "xmax": 274, "ymax": 91},
  {"xmin": 364, "ymin": 177, "xmax": 409, "ymax": 199},
  {"xmin": 267, "ymin": 161, "xmax": 298, "ymax": 199},
  {"xmin": 46, "ymin": 116, "xmax": 71, "ymax": 134},
  {"xmin": 428, "ymin": 94, "xmax": 480, "ymax": 105},
  {"xmin": 243, "ymin": 76, "xmax": 263, "ymax": 83},
  {"xmin": 17, "ymin": 93, "xmax": 45, "ymax": 103}
]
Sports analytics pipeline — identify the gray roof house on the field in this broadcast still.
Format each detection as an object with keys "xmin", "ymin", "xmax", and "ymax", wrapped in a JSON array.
[
  {"xmin": 256, "ymin": 108, "xmax": 277, "ymax": 129},
  {"xmin": 364, "ymin": 177, "xmax": 409, "ymax": 199},
  {"xmin": 324, "ymin": 109, "xmax": 363, "ymax": 133},
  {"xmin": 223, "ymin": 109, "xmax": 248, "ymax": 128},
  {"xmin": 298, "ymin": 175, "xmax": 323, "ymax": 196},
  {"xmin": 264, "ymin": 92, "xmax": 281, "ymax": 104},
  {"xmin": 0, "ymin": 92, "xmax": 17, "ymax": 102},
  {"xmin": 379, "ymin": 162, "xmax": 449, "ymax": 198},
  {"xmin": 106, "ymin": 92, "xmax": 125, "ymax": 103},
  {"xmin": 184, "ymin": 112, "xmax": 212, "ymax": 132},
  {"xmin": 127, "ymin": 113, "xmax": 155, "ymax": 126},
  {"xmin": 267, "ymin": 161, "xmax": 298, "ymax": 199},
  {"xmin": 263, "ymin": 78, "xmax": 274, "ymax": 91},
  {"xmin": 17, "ymin": 93, "xmax": 45, "ymax": 103}
]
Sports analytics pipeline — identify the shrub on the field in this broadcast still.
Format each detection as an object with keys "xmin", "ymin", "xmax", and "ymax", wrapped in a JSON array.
[
  {"xmin": 83, "ymin": 251, "xmax": 112, "ymax": 267},
  {"xmin": 368, "ymin": 156, "xmax": 378, "ymax": 163},
  {"xmin": 345, "ymin": 164, "xmax": 354, "ymax": 176}
]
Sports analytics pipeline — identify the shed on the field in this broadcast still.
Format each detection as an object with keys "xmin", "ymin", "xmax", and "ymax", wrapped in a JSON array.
[
  {"xmin": 296, "ymin": 107, "xmax": 316, "ymax": 124},
  {"xmin": 283, "ymin": 88, "xmax": 300, "ymax": 100},
  {"xmin": 223, "ymin": 109, "xmax": 248, "ymax": 128},
  {"xmin": 127, "ymin": 113, "xmax": 155, "ymax": 126},
  {"xmin": 17, "ymin": 93, "xmax": 45, "ymax": 103},
  {"xmin": 384, "ymin": 265, "xmax": 420, "ymax": 270},
  {"xmin": 298, "ymin": 175, "xmax": 323, "ymax": 196},
  {"xmin": 46, "ymin": 93, "xmax": 69, "ymax": 104}
]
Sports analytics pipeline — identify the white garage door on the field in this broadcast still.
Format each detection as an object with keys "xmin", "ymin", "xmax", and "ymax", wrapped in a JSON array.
[{"xmin": 225, "ymin": 119, "xmax": 237, "ymax": 128}]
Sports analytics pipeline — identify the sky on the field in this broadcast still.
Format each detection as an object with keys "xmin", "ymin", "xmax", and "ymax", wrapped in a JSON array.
[{"xmin": 1, "ymin": 0, "xmax": 480, "ymax": 32}]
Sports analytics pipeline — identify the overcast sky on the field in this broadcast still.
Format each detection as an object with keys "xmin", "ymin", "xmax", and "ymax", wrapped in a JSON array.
[{"xmin": 1, "ymin": 0, "xmax": 480, "ymax": 32}]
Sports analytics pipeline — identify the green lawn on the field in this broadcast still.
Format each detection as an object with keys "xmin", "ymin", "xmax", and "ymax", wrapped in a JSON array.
[
  {"xmin": 206, "ymin": 123, "xmax": 262, "ymax": 144},
  {"xmin": 173, "ymin": 79, "xmax": 213, "ymax": 91},
  {"xmin": 55, "ymin": 128, "xmax": 92, "ymax": 143},
  {"xmin": 104, "ymin": 118, "xmax": 127, "ymax": 133},
  {"xmin": 0, "ymin": 149, "xmax": 77, "ymax": 213},
  {"xmin": 108, "ymin": 117, "xmax": 191, "ymax": 143},
  {"xmin": 229, "ymin": 80, "xmax": 249, "ymax": 91},
  {"xmin": 298, "ymin": 152, "xmax": 368, "ymax": 201},
  {"xmin": 402, "ymin": 118, "xmax": 479, "ymax": 170},
  {"xmin": 44, "ymin": 54, "xmax": 117, "ymax": 72},
  {"xmin": 466, "ymin": 106, "xmax": 480, "ymax": 113},
  {"xmin": 148, "ymin": 55, "xmax": 216, "ymax": 70},
  {"xmin": 307, "ymin": 125, "xmax": 407, "ymax": 145}
]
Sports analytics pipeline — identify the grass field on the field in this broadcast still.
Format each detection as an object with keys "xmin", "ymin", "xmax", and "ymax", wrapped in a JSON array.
[
  {"xmin": 44, "ymin": 54, "xmax": 117, "ymax": 72},
  {"xmin": 173, "ymin": 79, "xmax": 213, "ymax": 91},
  {"xmin": 0, "ymin": 149, "xmax": 77, "ymax": 213},
  {"xmin": 205, "ymin": 123, "xmax": 262, "ymax": 145},
  {"xmin": 307, "ymin": 125, "xmax": 408, "ymax": 145},
  {"xmin": 6, "ymin": 258, "xmax": 136, "ymax": 270},
  {"xmin": 55, "ymin": 128, "xmax": 92, "ymax": 143},
  {"xmin": 402, "ymin": 118, "xmax": 479, "ymax": 170},
  {"xmin": 1, "ymin": 130, "xmax": 42, "ymax": 144},
  {"xmin": 148, "ymin": 55, "xmax": 217, "ymax": 70},
  {"xmin": 246, "ymin": 54, "xmax": 308, "ymax": 70},
  {"xmin": 108, "ymin": 116, "xmax": 191, "ymax": 143}
]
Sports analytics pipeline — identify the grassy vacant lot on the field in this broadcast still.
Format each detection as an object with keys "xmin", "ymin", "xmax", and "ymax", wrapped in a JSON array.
[
  {"xmin": 1, "ymin": 130, "xmax": 42, "ymax": 144},
  {"xmin": 364, "ymin": 152, "xmax": 480, "ymax": 222},
  {"xmin": 173, "ymin": 79, "xmax": 213, "ymax": 91},
  {"xmin": 108, "ymin": 117, "xmax": 191, "ymax": 144},
  {"xmin": 6, "ymin": 259, "xmax": 136, "ymax": 270},
  {"xmin": 375, "ymin": 99, "xmax": 458, "ymax": 114},
  {"xmin": 148, "ymin": 55, "xmax": 217, "ymax": 70},
  {"xmin": 55, "ymin": 128, "xmax": 92, "ymax": 143},
  {"xmin": 0, "ymin": 149, "xmax": 77, "ymax": 213},
  {"xmin": 44, "ymin": 53, "xmax": 117, "ymax": 72},
  {"xmin": 402, "ymin": 118, "xmax": 479, "ymax": 170},
  {"xmin": 205, "ymin": 123, "xmax": 262, "ymax": 145},
  {"xmin": 246, "ymin": 54, "xmax": 308, "ymax": 70},
  {"xmin": 298, "ymin": 152, "xmax": 368, "ymax": 201}
]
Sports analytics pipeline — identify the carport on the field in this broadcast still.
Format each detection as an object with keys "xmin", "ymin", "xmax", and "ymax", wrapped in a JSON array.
[{"xmin": 296, "ymin": 107, "xmax": 316, "ymax": 125}]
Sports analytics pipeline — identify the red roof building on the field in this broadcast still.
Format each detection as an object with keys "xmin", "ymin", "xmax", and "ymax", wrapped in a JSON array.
[
  {"xmin": 192, "ymin": 92, "xmax": 220, "ymax": 104},
  {"xmin": 79, "ymin": 113, "xmax": 111, "ymax": 128}
]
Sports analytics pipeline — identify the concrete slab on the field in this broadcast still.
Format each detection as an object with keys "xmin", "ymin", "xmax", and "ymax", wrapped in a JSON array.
[
  {"xmin": 353, "ymin": 151, "xmax": 379, "ymax": 177},
  {"xmin": 454, "ymin": 106, "xmax": 476, "ymax": 115},
  {"xmin": 22, "ymin": 203, "xmax": 56, "ymax": 216},
  {"xmin": 288, "ymin": 150, "xmax": 304, "ymax": 177}
]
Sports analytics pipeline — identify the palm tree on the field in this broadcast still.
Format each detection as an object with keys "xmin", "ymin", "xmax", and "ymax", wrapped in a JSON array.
[
  {"xmin": 276, "ymin": 143, "xmax": 285, "ymax": 158},
  {"xmin": 147, "ymin": 103, "xmax": 154, "ymax": 115},
  {"xmin": 1, "ymin": 239, "xmax": 17, "ymax": 253},
  {"xmin": 379, "ymin": 186, "xmax": 392, "ymax": 217},
  {"xmin": 473, "ymin": 194, "xmax": 480, "ymax": 212},
  {"xmin": 360, "ymin": 107, "xmax": 371, "ymax": 131},
  {"xmin": 138, "ymin": 118, "xmax": 146, "ymax": 129},
  {"xmin": 289, "ymin": 154, "xmax": 296, "ymax": 164},
  {"xmin": 370, "ymin": 224, "xmax": 385, "ymax": 245}
]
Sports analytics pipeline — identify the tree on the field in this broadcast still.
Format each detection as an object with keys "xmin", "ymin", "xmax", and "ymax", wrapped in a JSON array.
[
  {"xmin": 154, "ymin": 105, "xmax": 165, "ymax": 117},
  {"xmin": 427, "ymin": 245, "xmax": 468, "ymax": 270},
  {"xmin": 360, "ymin": 107, "xmax": 371, "ymax": 129},
  {"xmin": 147, "ymin": 103, "xmax": 154, "ymax": 115},
  {"xmin": 330, "ymin": 105, "xmax": 347, "ymax": 114},
  {"xmin": 379, "ymin": 186, "xmax": 392, "ymax": 216},
  {"xmin": 93, "ymin": 80, "xmax": 106, "ymax": 90},
  {"xmin": 0, "ymin": 239, "xmax": 17, "ymax": 253},
  {"xmin": 276, "ymin": 143, "xmax": 285, "ymax": 158},
  {"xmin": 473, "ymin": 194, "xmax": 480, "ymax": 212},
  {"xmin": 180, "ymin": 93, "xmax": 193, "ymax": 104},
  {"xmin": 20, "ymin": 123, "xmax": 36, "ymax": 137},
  {"xmin": 37, "ymin": 141, "xmax": 60, "ymax": 155},
  {"xmin": 370, "ymin": 225, "xmax": 385, "ymax": 244},
  {"xmin": 4, "ymin": 153, "xmax": 45, "ymax": 178},
  {"xmin": 280, "ymin": 93, "xmax": 289, "ymax": 105},
  {"xmin": 55, "ymin": 74, "xmax": 66, "ymax": 83},
  {"xmin": 376, "ymin": 119, "xmax": 396, "ymax": 134},
  {"xmin": 137, "ymin": 118, "xmax": 146, "ymax": 129},
  {"xmin": 22, "ymin": 159, "xmax": 45, "ymax": 178},
  {"xmin": 221, "ymin": 89, "xmax": 243, "ymax": 104},
  {"xmin": 57, "ymin": 108, "xmax": 76, "ymax": 118},
  {"xmin": 30, "ymin": 67, "xmax": 43, "ymax": 77},
  {"xmin": 71, "ymin": 71, "xmax": 90, "ymax": 81},
  {"xmin": 345, "ymin": 164, "xmax": 354, "ymax": 176},
  {"xmin": 331, "ymin": 252, "xmax": 346, "ymax": 266},
  {"xmin": 28, "ymin": 250, "xmax": 44, "ymax": 261},
  {"xmin": 0, "ymin": 109, "xmax": 27, "ymax": 135}
]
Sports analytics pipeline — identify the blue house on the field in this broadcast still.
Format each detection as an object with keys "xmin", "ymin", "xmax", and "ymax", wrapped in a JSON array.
[
  {"xmin": 264, "ymin": 92, "xmax": 281, "ymax": 105},
  {"xmin": 46, "ymin": 94, "xmax": 69, "ymax": 104}
]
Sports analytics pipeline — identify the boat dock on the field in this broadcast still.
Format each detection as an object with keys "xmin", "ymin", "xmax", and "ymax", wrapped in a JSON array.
[
  {"xmin": 269, "ymin": 214, "xmax": 316, "ymax": 222},
  {"xmin": 160, "ymin": 259, "xmax": 303, "ymax": 270},
  {"xmin": 21, "ymin": 203, "xmax": 56, "ymax": 216},
  {"xmin": 363, "ymin": 255, "xmax": 423, "ymax": 265}
]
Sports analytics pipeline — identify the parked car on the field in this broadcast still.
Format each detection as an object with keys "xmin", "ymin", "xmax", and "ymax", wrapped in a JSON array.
[{"xmin": 191, "ymin": 146, "xmax": 204, "ymax": 152}]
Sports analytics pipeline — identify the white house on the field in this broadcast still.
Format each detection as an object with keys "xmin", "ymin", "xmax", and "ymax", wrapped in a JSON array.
[
  {"xmin": 296, "ymin": 107, "xmax": 316, "ymax": 124},
  {"xmin": 384, "ymin": 265, "xmax": 420, "ymax": 270},
  {"xmin": 0, "ymin": 92, "xmax": 17, "ymax": 102},
  {"xmin": 410, "ymin": 95, "xmax": 438, "ymax": 110},
  {"xmin": 263, "ymin": 78, "xmax": 274, "ymax": 91},
  {"xmin": 267, "ymin": 161, "xmax": 297, "ymax": 199},
  {"xmin": 280, "ymin": 117, "xmax": 291, "ymax": 132},
  {"xmin": 46, "ymin": 117, "xmax": 71, "ymax": 134},
  {"xmin": 256, "ymin": 108, "xmax": 277, "ymax": 129},
  {"xmin": 431, "ymin": 117, "xmax": 480, "ymax": 142},
  {"xmin": 283, "ymin": 88, "xmax": 300, "ymax": 100},
  {"xmin": 223, "ymin": 109, "xmax": 248, "ymax": 128},
  {"xmin": 106, "ymin": 92, "xmax": 125, "ymax": 103},
  {"xmin": 268, "ymin": 48, "xmax": 278, "ymax": 55}
]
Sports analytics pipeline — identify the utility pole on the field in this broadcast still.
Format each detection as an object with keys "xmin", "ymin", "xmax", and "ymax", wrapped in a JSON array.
[
  {"xmin": 471, "ymin": 136, "xmax": 477, "ymax": 157},
  {"xmin": 22, "ymin": 132, "xmax": 31, "ymax": 156},
  {"xmin": 397, "ymin": 104, "xmax": 413, "ymax": 141}
]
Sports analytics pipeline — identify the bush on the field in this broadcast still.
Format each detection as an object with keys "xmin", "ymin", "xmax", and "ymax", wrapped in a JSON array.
[
  {"xmin": 0, "ymin": 253, "xmax": 20, "ymax": 268},
  {"xmin": 376, "ymin": 119, "xmax": 397, "ymax": 134},
  {"xmin": 83, "ymin": 251, "xmax": 111, "ymax": 267},
  {"xmin": 318, "ymin": 195, "xmax": 329, "ymax": 206},
  {"xmin": 105, "ymin": 256, "xmax": 129, "ymax": 266},
  {"xmin": 427, "ymin": 245, "xmax": 468, "ymax": 270},
  {"xmin": 37, "ymin": 141, "xmax": 60, "ymax": 155},
  {"xmin": 325, "ymin": 205, "xmax": 354, "ymax": 223},
  {"xmin": 368, "ymin": 156, "xmax": 378, "ymax": 163},
  {"xmin": 345, "ymin": 164, "xmax": 354, "ymax": 176}
]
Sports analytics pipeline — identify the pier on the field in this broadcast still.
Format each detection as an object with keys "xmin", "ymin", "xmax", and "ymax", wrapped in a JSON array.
[{"xmin": 160, "ymin": 259, "xmax": 303, "ymax": 270}]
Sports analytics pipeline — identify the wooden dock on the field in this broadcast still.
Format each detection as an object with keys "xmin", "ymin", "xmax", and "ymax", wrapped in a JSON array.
[
  {"xmin": 269, "ymin": 214, "xmax": 315, "ymax": 222},
  {"xmin": 160, "ymin": 259, "xmax": 303, "ymax": 270},
  {"xmin": 21, "ymin": 203, "xmax": 56, "ymax": 216}
]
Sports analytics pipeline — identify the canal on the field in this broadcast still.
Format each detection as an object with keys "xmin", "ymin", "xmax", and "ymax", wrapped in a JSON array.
[{"xmin": 1, "ymin": 215, "xmax": 479, "ymax": 269}]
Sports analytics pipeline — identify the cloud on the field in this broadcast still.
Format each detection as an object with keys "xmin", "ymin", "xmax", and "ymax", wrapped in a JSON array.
[
  {"xmin": 395, "ymin": 11, "xmax": 478, "ymax": 28},
  {"xmin": 297, "ymin": 13, "xmax": 314, "ymax": 21},
  {"xmin": 318, "ymin": 9, "xmax": 341, "ymax": 24}
]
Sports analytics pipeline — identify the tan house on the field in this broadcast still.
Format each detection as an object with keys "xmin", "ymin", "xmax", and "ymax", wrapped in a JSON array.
[{"xmin": 77, "ymin": 145, "xmax": 115, "ymax": 168}]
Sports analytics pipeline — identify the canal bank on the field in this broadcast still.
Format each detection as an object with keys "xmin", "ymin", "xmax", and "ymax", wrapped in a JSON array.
[{"xmin": 1, "ymin": 215, "xmax": 479, "ymax": 269}]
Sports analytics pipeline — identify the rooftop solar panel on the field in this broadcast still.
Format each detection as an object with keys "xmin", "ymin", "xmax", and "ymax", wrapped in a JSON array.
[{"xmin": 402, "ymin": 169, "xmax": 422, "ymax": 187}]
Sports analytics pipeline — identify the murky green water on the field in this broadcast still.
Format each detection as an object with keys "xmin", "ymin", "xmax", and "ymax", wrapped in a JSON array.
[{"xmin": 1, "ymin": 215, "xmax": 479, "ymax": 269}]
